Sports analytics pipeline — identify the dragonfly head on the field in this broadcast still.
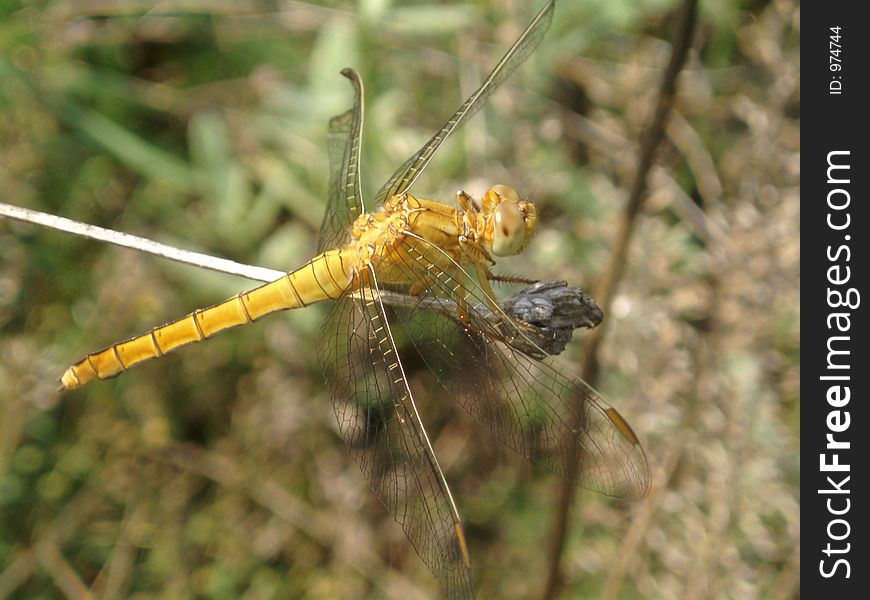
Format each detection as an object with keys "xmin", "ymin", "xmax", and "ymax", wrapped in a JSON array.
[{"xmin": 483, "ymin": 184, "xmax": 537, "ymax": 256}]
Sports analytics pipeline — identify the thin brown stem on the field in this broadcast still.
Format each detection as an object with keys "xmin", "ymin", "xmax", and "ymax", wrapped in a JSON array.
[{"xmin": 540, "ymin": 0, "xmax": 699, "ymax": 597}]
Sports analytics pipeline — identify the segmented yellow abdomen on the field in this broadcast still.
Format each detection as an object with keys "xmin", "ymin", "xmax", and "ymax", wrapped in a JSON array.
[{"xmin": 61, "ymin": 249, "xmax": 351, "ymax": 389}]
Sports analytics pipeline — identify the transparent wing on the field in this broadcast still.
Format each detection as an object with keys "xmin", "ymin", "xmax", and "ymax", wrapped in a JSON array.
[
  {"xmin": 318, "ymin": 68, "xmax": 366, "ymax": 254},
  {"xmin": 318, "ymin": 266, "xmax": 475, "ymax": 599},
  {"xmin": 382, "ymin": 234, "xmax": 650, "ymax": 499},
  {"xmin": 372, "ymin": 0, "xmax": 556, "ymax": 206}
]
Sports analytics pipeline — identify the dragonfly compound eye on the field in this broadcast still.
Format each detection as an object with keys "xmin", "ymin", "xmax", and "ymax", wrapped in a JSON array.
[
  {"xmin": 490, "ymin": 184, "xmax": 520, "ymax": 203},
  {"xmin": 491, "ymin": 200, "xmax": 526, "ymax": 256}
]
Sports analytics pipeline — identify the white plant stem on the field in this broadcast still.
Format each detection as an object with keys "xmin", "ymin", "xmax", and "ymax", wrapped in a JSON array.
[{"xmin": 1, "ymin": 202, "xmax": 284, "ymax": 283}]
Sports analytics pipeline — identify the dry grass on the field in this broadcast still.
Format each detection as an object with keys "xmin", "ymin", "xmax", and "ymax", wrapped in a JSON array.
[{"xmin": 1, "ymin": 1, "xmax": 799, "ymax": 598}]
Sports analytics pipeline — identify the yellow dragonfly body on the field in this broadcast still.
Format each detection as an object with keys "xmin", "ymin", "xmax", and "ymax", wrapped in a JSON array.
[
  {"xmin": 60, "ymin": 2, "xmax": 649, "ymax": 597},
  {"xmin": 61, "ymin": 188, "xmax": 535, "ymax": 390}
]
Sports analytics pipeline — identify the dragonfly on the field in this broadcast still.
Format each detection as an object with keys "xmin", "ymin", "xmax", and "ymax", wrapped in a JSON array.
[{"xmin": 59, "ymin": 1, "xmax": 649, "ymax": 597}]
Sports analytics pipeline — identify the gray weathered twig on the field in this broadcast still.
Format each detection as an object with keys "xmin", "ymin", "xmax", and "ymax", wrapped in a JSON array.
[{"xmin": 379, "ymin": 280, "xmax": 602, "ymax": 358}]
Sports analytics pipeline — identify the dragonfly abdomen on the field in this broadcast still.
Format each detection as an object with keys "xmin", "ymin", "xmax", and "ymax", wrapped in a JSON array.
[{"xmin": 60, "ymin": 250, "xmax": 351, "ymax": 389}]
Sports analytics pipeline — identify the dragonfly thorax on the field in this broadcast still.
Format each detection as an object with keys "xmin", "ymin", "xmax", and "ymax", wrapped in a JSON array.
[{"xmin": 349, "ymin": 194, "xmax": 417, "ymax": 264}]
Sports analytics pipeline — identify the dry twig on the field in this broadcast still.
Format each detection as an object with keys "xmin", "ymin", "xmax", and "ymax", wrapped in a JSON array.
[{"xmin": 541, "ymin": 0, "xmax": 699, "ymax": 596}]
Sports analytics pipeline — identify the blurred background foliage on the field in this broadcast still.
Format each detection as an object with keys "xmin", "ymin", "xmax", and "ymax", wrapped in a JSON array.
[{"xmin": 0, "ymin": 0, "xmax": 799, "ymax": 598}]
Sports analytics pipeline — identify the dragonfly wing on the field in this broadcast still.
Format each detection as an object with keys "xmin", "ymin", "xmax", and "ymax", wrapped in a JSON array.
[
  {"xmin": 373, "ymin": 0, "xmax": 556, "ymax": 206},
  {"xmin": 319, "ymin": 266, "xmax": 475, "ymax": 598},
  {"xmin": 384, "ymin": 235, "xmax": 650, "ymax": 499},
  {"xmin": 318, "ymin": 68, "xmax": 366, "ymax": 254}
]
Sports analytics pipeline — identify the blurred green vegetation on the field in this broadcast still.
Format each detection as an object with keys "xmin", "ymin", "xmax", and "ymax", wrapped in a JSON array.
[{"xmin": 1, "ymin": 1, "xmax": 799, "ymax": 599}]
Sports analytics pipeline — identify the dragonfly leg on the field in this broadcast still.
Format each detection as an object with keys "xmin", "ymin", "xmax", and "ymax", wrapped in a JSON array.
[
  {"xmin": 474, "ymin": 264, "xmax": 545, "ymax": 337},
  {"xmin": 488, "ymin": 273, "xmax": 539, "ymax": 285},
  {"xmin": 474, "ymin": 264, "xmax": 505, "ymax": 317},
  {"xmin": 458, "ymin": 236, "xmax": 495, "ymax": 266},
  {"xmin": 455, "ymin": 189, "xmax": 476, "ymax": 213},
  {"xmin": 455, "ymin": 276, "xmax": 470, "ymax": 322}
]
